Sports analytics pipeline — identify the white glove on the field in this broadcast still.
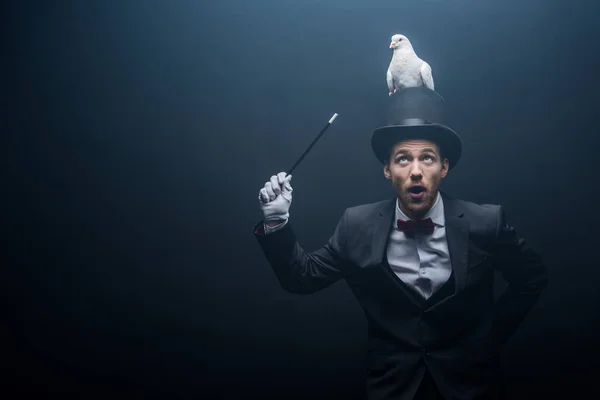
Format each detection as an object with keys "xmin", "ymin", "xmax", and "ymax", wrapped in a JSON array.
[{"xmin": 258, "ymin": 172, "xmax": 293, "ymax": 222}]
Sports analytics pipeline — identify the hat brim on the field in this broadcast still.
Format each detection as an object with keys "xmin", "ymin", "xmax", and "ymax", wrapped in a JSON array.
[{"xmin": 371, "ymin": 123, "xmax": 462, "ymax": 170}]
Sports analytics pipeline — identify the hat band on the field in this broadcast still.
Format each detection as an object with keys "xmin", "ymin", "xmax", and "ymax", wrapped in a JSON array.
[{"xmin": 400, "ymin": 118, "xmax": 428, "ymax": 125}]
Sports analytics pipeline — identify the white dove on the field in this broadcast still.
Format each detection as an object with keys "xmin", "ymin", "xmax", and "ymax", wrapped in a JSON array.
[{"xmin": 386, "ymin": 34, "xmax": 434, "ymax": 96}]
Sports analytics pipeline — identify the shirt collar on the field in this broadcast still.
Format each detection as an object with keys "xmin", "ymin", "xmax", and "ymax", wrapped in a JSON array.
[{"xmin": 395, "ymin": 191, "xmax": 445, "ymax": 227}]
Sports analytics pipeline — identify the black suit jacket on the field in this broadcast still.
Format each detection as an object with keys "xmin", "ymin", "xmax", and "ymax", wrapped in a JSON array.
[{"xmin": 254, "ymin": 192, "xmax": 548, "ymax": 400}]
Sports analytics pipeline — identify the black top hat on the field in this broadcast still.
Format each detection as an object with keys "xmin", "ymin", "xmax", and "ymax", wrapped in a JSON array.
[{"xmin": 371, "ymin": 87, "xmax": 462, "ymax": 170}]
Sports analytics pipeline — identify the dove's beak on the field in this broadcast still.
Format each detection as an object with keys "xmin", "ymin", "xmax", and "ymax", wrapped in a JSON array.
[{"xmin": 389, "ymin": 42, "xmax": 396, "ymax": 49}]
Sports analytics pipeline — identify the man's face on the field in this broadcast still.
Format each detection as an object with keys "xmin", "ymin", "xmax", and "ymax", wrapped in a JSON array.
[{"xmin": 383, "ymin": 139, "xmax": 449, "ymax": 219}]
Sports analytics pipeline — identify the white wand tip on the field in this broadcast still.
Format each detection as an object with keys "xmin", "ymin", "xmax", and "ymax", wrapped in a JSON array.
[{"xmin": 329, "ymin": 113, "xmax": 339, "ymax": 124}]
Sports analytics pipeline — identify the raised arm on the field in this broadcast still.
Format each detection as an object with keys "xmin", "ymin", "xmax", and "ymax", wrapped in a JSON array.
[{"xmin": 254, "ymin": 172, "xmax": 354, "ymax": 294}]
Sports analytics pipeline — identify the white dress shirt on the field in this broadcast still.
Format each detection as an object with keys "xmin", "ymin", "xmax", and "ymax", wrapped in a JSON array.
[{"xmin": 387, "ymin": 192, "xmax": 452, "ymax": 300}]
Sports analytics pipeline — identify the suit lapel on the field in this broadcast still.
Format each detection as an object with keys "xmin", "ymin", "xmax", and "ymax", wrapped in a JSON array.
[
  {"xmin": 370, "ymin": 198, "xmax": 396, "ymax": 267},
  {"xmin": 440, "ymin": 192, "xmax": 470, "ymax": 294},
  {"xmin": 370, "ymin": 197, "xmax": 425, "ymax": 308}
]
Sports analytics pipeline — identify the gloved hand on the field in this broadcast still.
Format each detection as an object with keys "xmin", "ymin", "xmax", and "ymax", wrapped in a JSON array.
[{"xmin": 258, "ymin": 172, "xmax": 293, "ymax": 222}]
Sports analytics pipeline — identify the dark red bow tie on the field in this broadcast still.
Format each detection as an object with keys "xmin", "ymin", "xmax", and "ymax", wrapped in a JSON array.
[{"xmin": 397, "ymin": 217, "xmax": 435, "ymax": 235}]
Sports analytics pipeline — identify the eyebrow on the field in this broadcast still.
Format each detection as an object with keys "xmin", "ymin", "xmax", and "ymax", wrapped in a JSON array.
[{"xmin": 394, "ymin": 148, "xmax": 438, "ymax": 156}]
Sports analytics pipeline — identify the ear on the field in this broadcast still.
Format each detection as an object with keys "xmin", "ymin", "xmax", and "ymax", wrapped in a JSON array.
[
  {"xmin": 440, "ymin": 158, "xmax": 449, "ymax": 178},
  {"xmin": 383, "ymin": 163, "xmax": 392, "ymax": 180}
]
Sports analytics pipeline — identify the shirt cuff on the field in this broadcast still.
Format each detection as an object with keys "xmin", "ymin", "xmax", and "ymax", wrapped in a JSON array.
[{"xmin": 264, "ymin": 219, "xmax": 288, "ymax": 234}]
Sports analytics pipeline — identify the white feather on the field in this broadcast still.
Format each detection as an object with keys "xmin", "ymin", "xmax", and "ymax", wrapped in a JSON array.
[
  {"xmin": 420, "ymin": 61, "xmax": 434, "ymax": 90},
  {"xmin": 386, "ymin": 69, "xmax": 394, "ymax": 93}
]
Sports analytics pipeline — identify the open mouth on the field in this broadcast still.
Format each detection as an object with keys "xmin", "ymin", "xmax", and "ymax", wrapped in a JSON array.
[
  {"xmin": 408, "ymin": 185, "xmax": 426, "ymax": 199},
  {"xmin": 408, "ymin": 185, "xmax": 426, "ymax": 194}
]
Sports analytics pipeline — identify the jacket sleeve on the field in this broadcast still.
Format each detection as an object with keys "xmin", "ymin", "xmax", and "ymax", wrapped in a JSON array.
[
  {"xmin": 490, "ymin": 205, "xmax": 549, "ymax": 344},
  {"xmin": 253, "ymin": 209, "xmax": 354, "ymax": 294}
]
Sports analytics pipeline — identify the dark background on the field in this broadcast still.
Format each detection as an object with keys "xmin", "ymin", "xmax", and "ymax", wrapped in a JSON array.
[{"xmin": 4, "ymin": 0, "xmax": 600, "ymax": 398}]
